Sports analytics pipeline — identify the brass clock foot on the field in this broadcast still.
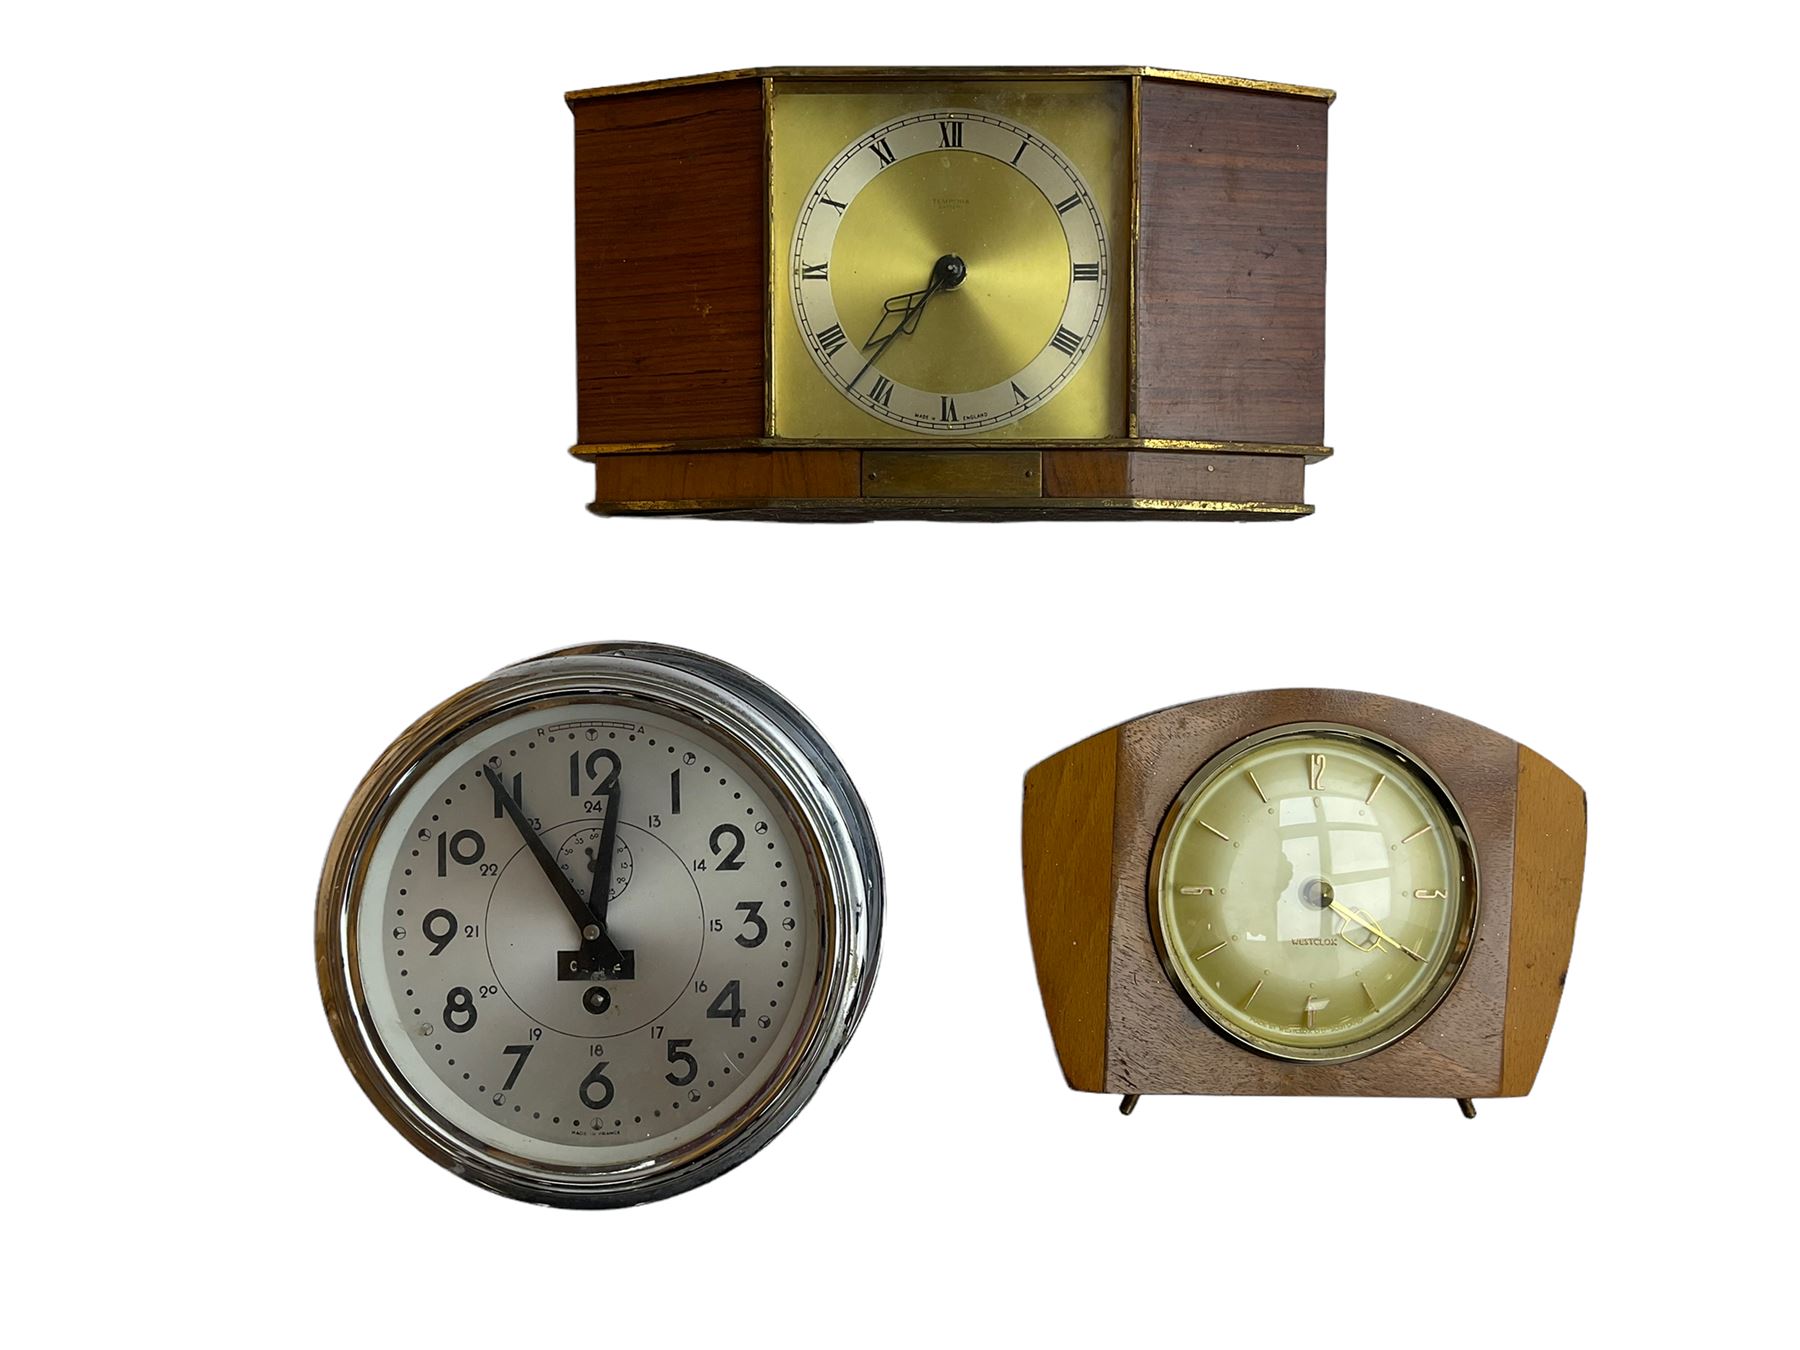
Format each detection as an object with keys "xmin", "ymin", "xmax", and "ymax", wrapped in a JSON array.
[
  {"xmin": 1457, "ymin": 1098, "xmax": 1477, "ymax": 1119},
  {"xmin": 1119, "ymin": 1094, "xmax": 1140, "ymax": 1116}
]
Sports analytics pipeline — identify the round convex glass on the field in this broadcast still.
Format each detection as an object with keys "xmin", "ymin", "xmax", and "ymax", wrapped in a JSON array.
[{"xmin": 1150, "ymin": 726, "xmax": 1477, "ymax": 1063}]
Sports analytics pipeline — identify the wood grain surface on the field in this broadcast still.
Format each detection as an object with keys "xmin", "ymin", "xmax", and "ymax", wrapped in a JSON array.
[
  {"xmin": 1499, "ymin": 745, "xmax": 1588, "ymax": 1095},
  {"xmin": 1021, "ymin": 728, "xmax": 1119, "ymax": 1091},
  {"xmin": 1135, "ymin": 81, "xmax": 1327, "ymax": 445},
  {"xmin": 1019, "ymin": 693, "xmax": 1575, "ymax": 1100},
  {"xmin": 1040, "ymin": 448, "xmax": 1305, "ymax": 501},
  {"xmin": 568, "ymin": 72, "xmax": 1329, "ymax": 517},
  {"xmin": 590, "ymin": 450, "xmax": 860, "ymax": 506},
  {"xmin": 572, "ymin": 79, "xmax": 766, "ymax": 444}
]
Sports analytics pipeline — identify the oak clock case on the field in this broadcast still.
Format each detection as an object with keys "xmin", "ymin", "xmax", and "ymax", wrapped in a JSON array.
[
  {"xmin": 567, "ymin": 67, "xmax": 1333, "ymax": 519},
  {"xmin": 316, "ymin": 644, "xmax": 881, "ymax": 1206},
  {"xmin": 1021, "ymin": 691, "xmax": 1586, "ymax": 1116}
]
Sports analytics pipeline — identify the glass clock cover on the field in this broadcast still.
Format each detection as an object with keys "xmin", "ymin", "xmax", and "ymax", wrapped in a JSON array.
[{"xmin": 1150, "ymin": 726, "xmax": 1477, "ymax": 1063}]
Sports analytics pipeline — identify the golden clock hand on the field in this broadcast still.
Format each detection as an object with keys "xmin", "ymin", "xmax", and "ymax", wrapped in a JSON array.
[{"xmin": 1329, "ymin": 900, "xmax": 1425, "ymax": 962}]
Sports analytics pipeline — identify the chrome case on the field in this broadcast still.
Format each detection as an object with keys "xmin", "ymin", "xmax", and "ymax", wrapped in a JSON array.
[{"xmin": 316, "ymin": 643, "xmax": 882, "ymax": 1207}]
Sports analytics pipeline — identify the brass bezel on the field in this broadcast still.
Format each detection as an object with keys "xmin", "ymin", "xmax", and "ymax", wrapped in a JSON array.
[
  {"xmin": 767, "ymin": 76, "xmax": 1131, "ymax": 442},
  {"xmin": 1146, "ymin": 723, "xmax": 1480, "ymax": 1066}
]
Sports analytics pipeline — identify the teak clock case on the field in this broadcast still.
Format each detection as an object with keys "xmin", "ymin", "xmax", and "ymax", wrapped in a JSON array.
[
  {"xmin": 1020, "ymin": 691, "xmax": 1586, "ymax": 1105},
  {"xmin": 567, "ymin": 67, "xmax": 1332, "ymax": 520}
]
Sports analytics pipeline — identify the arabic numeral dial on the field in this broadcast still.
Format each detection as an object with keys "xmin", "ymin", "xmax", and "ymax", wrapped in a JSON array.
[{"xmin": 354, "ymin": 699, "xmax": 824, "ymax": 1163}]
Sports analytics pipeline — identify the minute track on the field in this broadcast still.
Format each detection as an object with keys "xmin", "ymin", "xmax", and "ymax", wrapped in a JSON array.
[
  {"xmin": 790, "ymin": 107, "xmax": 1109, "ymax": 434},
  {"xmin": 369, "ymin": 706, "xmax": 822, "ymax": 1154},
  {"xmin": 319, "ymin": 643, "xmax": 881, "ymax": 1207}
]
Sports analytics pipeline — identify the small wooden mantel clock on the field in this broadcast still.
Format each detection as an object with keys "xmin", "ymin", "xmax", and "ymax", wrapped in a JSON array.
[
  {"xmin": 1021, "ymin": 692, "xmax": 1586, "ymax": 1116},
  {"xmin": 566, "ymin": 67, "xmax": 1333, "ymax": 519}
]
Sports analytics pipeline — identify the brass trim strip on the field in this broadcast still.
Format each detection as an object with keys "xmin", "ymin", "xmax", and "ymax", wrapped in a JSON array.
[
  {"xmin": 1126, "ymin": 74, "xmax": 1141, "ymax": 440},
  {"xmin": 762, "ymin": 76, "xmax": 776, "ymax": 438},
  {"xmin": 566, "ymin": 67, "xmax": 1335, "ymax": 107},
  {"xmin": 570, "ymin": 437, "xmax": 1332, "ymax": 462},
  {"xmin": 587, "ymin": 496, "xmax": 1314, "ymax": 518}
]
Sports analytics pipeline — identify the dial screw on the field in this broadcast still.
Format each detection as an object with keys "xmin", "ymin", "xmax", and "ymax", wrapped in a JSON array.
[
  {"xmin": 683, "ymin": 752, "xmax": 696, "ymax": 765},
  {"xmin": 392, "ymin": 926, "xmax": 406, "ymax": 940},
  {"xmin": 586, "ymin": 728, "xmax": 599, "ymax": 741},
  {"xmin": 419, "ymin": 1022, "xmax": 434, "ymax": 1037},
  {"xmin": 782, "ymin": 917, "xmax": 796, "ymax": 931},
  {"xmin": 754, "ymin": 821, "xmax": 769, "ymax": 835},
  {"xmin": 757, "ymin": 1015, "xmax": 771, "ymax": 1029},
  {"xmin": 583, "ymin": 986, "xmax": 612, "ymax": 1015},
  {"xmin": 689, "ymin": 1090, "xmax": 702, "ymax": 1103},
  {"xmin": 492, "ymin": 1093, "xmax": 505, "ymax": 1106},
  {"xmin": 417, "ymin": 828, "xmax": 430, "ymax": 841}
]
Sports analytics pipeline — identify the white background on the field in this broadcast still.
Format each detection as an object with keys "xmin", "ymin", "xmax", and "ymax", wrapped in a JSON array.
[{"xmin": 5, "ymin": 3, "xmax": 1792, "ymax": 1345}]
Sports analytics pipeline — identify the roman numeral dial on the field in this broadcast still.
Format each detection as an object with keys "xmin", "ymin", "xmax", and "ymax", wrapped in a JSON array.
[{"xmin": 788, "ymin": 105, "xmax": 1111, "ymax": 435}]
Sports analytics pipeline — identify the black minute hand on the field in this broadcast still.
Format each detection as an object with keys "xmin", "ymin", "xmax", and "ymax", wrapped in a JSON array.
[
  {"xmin": 481, "ymin": 763, "xmax": 624, "ymax": 973},
  {"xmin": 848, "ymin": 252, "xmax": 967, "ymax": 392},
  {"xmin": 588, "ymin": 782, "xmax": 621, "ymax": 926}
]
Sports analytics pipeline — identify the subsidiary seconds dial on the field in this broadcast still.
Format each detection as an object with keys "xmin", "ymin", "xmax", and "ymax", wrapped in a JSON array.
[
  {"xmin": 318, "ymin": 645, "xmax": 882, "ymax": 1206},
  {"xmin": 790, "ymin": 109, "xmax": 1110, "ymax": 433}
]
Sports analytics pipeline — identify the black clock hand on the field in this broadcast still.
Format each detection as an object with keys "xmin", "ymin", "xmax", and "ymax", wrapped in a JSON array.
[
  {"xmin": 849, "ymin": 253, "xmax": 967, "ymax": 391},
  {"xmin": 481, "ymin": 763, "xmax": 625, "ymax": 973},
  {"xmin": 862, "ymin": 281, "xmax": 938, "ymax": 348},
  {"xmin": 587, "ymin": 782, "xmax": 621, "ymax": 926}
]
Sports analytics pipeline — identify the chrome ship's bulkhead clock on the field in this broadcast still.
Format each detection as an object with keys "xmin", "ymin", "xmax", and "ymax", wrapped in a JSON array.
[{"xmin": 317, "ymin": 644, "xmax": 881, "ymax": 1206}]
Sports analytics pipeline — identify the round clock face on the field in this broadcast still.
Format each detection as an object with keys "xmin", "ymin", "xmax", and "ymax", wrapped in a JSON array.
[
  {"xmin": 790, "ymin": 108, "xmax": 1109, "ymax": 434},
  {"xmin": 1150, "ymin": 726, "xmax": 1478, "ymax": 1063},
  {"xmin": 318, "ymin": 646, "xmax": 881, "ymax": 1206}
]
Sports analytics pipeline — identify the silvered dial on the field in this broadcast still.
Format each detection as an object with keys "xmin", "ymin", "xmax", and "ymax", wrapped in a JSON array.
[
  {"xmin": 358, "ymin": 705, "xmax": 820, "ymax": 1161},
  {"xmin": 319, "ymin": 645, "xmax": 880, "ymax": 1206}
]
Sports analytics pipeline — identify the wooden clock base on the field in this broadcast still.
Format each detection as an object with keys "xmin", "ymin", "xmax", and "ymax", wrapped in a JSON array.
[{"xmin": 577, "ymin": 441, "xmax": 1327, "ymax": 521}]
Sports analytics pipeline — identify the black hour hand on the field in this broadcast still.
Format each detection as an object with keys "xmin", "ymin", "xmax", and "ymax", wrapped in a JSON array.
[
  {"xmin": 480, "ymin": 763, "xmax": 625, "ymax": 975},
  {"xmin": 862, "ymin": 285, "xmax": 935, "ymax": 348}
]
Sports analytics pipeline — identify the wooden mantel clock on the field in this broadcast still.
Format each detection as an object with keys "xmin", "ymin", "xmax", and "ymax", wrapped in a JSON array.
[
  {"xmin": 566, "ymin": 67, "xmax": 1332, "ymax": 519},
  {"xmin": 1021, "ymin": 692, "xmax": 1587, "ymax": 1116}
]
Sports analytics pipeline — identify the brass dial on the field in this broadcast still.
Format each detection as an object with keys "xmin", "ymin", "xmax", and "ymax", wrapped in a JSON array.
[
  {"xmin": 788, "ymin": 108, "xmax": 1109, "ymax": 434},
  {"xmin": 1150, "ymin": 726, "xmax": 1478, "ymax": 1063}
]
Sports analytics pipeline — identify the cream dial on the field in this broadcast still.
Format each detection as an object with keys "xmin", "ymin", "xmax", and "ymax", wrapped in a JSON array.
[{"xmin": 1151, "ymin": 727, "xmax": 1477, "ymax": 1062}]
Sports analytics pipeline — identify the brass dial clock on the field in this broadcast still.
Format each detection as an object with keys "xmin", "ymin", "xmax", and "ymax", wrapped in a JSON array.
[
  {"xmin": 316, "ymin": 643, "xmax": 881, "ymax": 1206},
  {"xmin": 565, "ymin": 67, "xmax": 1334, "ymax": 519},
  {"xmin": 1022, "ymin": 691, "xmax": 1586, "ymax": 1116},
  {"xmin": 789, "ymin": 108, "xmax": 1110, "ymax": 434},
  {"xmin": 1149, "ymin": 726, "xmax": 1476, "ymax": 1064}
]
